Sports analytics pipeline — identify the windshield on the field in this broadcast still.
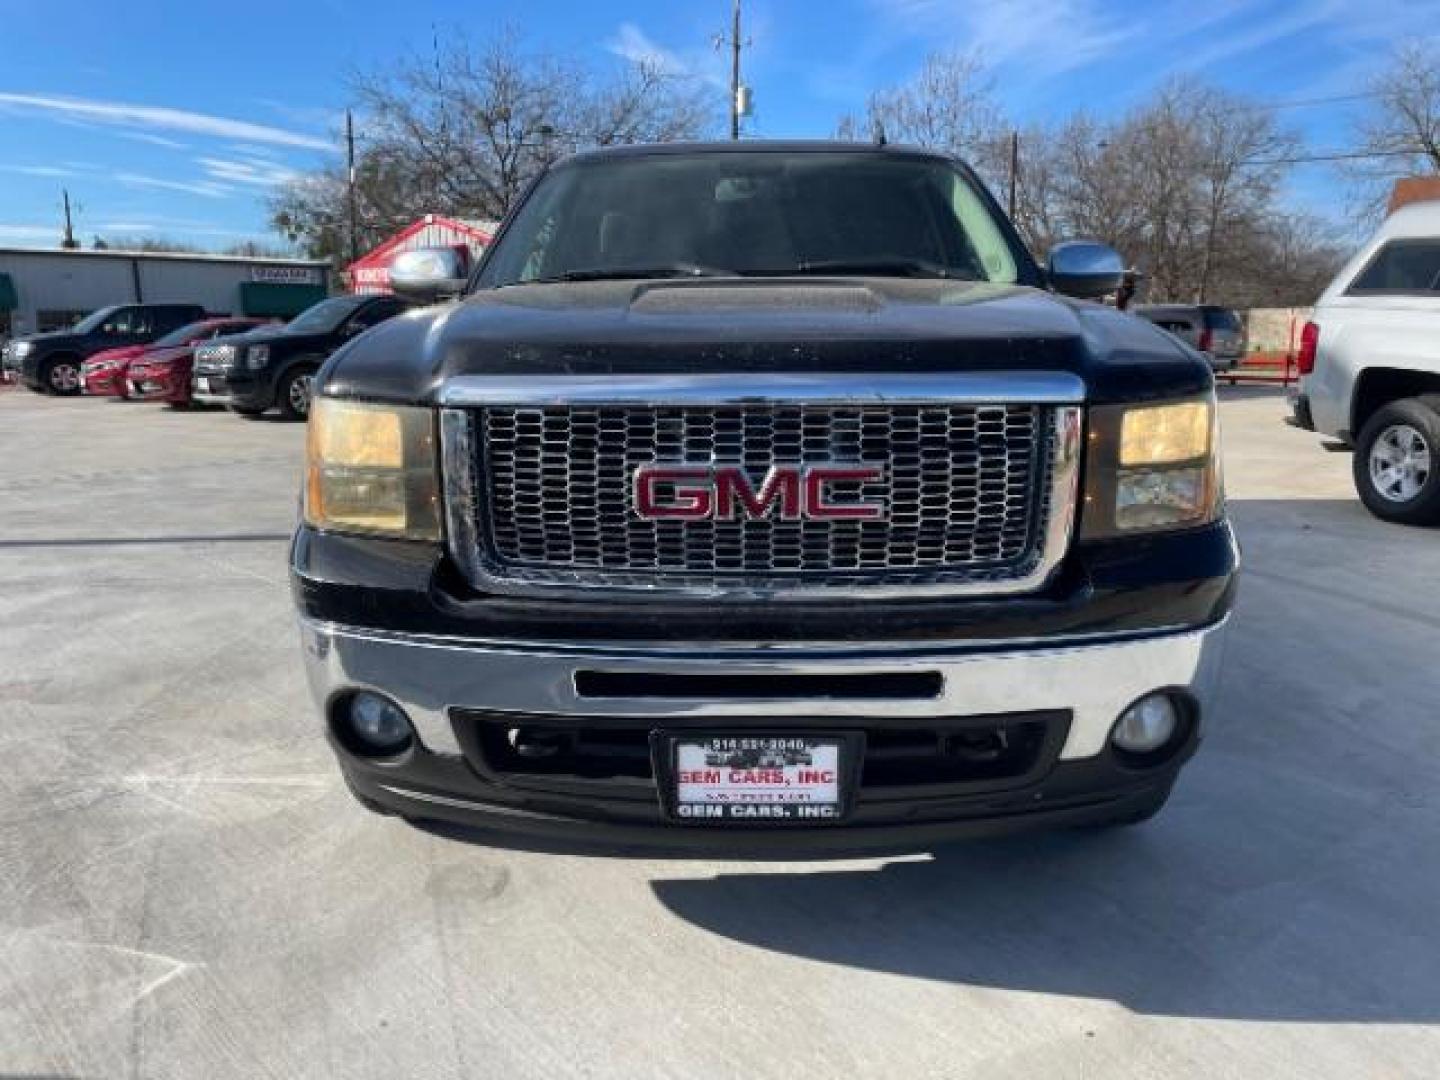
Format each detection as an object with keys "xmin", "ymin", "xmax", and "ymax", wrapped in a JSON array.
[
  {"xmin": 69, "ymin": 306, "xmax": 121, "ymax": 334},
  {"xmin": 284, "ymin": 297, "xmax": 361, "ymax": 335},
  {"xmin": 480, "ymin": 151, "xmax": 1024, "ymax": 287},
  {"xmin": 1202, "ymin": 308, "xmax": 1243, "ymax": 331}
]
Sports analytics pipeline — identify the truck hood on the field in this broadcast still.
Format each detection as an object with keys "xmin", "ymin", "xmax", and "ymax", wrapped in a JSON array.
[
  {"xmin": 323, "ymin": 278, "xmax": 1212, "ymax": 407},
  {"xmin": 85, "ymin": 344, "xmax": 150, "ymax": 366},
  {"xmin": 203, "ymin": 325, "xmax": 331, "ymax": 351},
  {"xmin": 15, "ymin": 328, "xmax": 85, "ymax": 349},
  {"xmin": 129, "ymin": 344, "xmax": 191, "ymax": 367}
]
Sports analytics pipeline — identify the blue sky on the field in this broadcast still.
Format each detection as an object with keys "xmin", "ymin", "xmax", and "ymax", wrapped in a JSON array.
[{"xmin": 0, "ymin": 0, "xmax": 1433, "ymax": 251}]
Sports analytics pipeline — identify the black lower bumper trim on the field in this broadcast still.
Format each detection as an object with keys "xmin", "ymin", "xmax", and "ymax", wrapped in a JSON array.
[{"xmin": 335, "ymin": 735, "xmax": 1191, "ymax": 855}]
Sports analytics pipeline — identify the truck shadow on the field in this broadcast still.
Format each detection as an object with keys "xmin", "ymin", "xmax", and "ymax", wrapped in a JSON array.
[
  {"xmin": 647, "ymin": 806, "xmax": 1439, "ymax": 1024},
  {"xmin": 431, "ymin": 496, "xmax": 1440, "ymax": 1023},
  {"xmin": 645, "ymin": 497, "xmax": 1440, "ymax": 1023}
]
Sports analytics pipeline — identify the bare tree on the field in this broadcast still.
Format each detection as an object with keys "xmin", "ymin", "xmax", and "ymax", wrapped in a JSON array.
[
  {"xmin": 832, "ymin": 61, "xmax": 1308, "ymax": 304},
  {"xmin": 1005, "ymin": 78, "xmax": 1302, "ymax": 306},
  {"xmin": 836, "ymin": 51, "xmax": 1005, "ymax": 175},
  {"xmin": 1357, "ymin": 43, "xmax": 1440, "ymax": 172},
  {"xmin": 1343, "ymin": 43, "xmax": 1440, "ymax": 220},
  {"xmin": 1179, "ymin": 80, "xmax": 1297, "ymax": 302},
  {"xmin": 271, "ymin": 31, "xmax": 715, "ymax": 261}
]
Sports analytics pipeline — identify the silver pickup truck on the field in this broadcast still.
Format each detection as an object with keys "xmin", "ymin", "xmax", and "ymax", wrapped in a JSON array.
[{"xmin": 1292, "ymin": 199, "xmax": 1440, "ymax": 525}]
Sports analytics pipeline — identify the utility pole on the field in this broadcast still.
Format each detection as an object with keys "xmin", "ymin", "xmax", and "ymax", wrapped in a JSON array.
[
  {"xmin": 730, "ymin": 0, "xmax": 743, "ymax": 140},
  {"xmin": 1007, "ymin": 131, "xmax": 1020, "ymax": 221},
  {"xmin": 345, "ymin": 109, "xmax": 359, "ymax": 265},
  {"xmin": 719, "ymin": 0, "xmax": 754, "ymax": 139},
  {"xmin": 61, "ymin": 188, "xmax": 78, "ymax": 250}
]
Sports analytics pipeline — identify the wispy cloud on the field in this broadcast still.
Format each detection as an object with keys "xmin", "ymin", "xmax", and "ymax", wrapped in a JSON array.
[
  {"xmin": 197, "ymin": 156, "xmax": 298, "ymax": 187},
  {"xmin": 0, "ymin": 223, "xmax": 60, "ymax": 242},
  {"xmin": 114, "ymin": 130, "xmax": 189, "ymax": 150},
  {"xmin": 0, "ymin": 92, "xmax": 334, "ymax": 151},
  {"xmin": 115, "ymin": 172, "xmax": 232, "ymax": 199},
  {"xmin": 0, "ymin": 164, "xmax": 75, "ymax": 178},
  {"xmin": 224, "ymin": 143, "xmax": 283, "ymax": 160},
  {"xmin": 875, "ymin": 0, "xmax": 1136, "ymax": 76},
  {"xmin": 97, "ymin": 218, "xmax": 271, "ymax": 240},
  {"xmin": 605, "ymin": 23, "xmax": 728, "ymax": 87},
  {"xmin": 607, "ymin": 23, "xmax": 691, "ymax": 76},
  {"xmin": 253, "ymin": 99, "xmax": 342, "ymax": 133}
]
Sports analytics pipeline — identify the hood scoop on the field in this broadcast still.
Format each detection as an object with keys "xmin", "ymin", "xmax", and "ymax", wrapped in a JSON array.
[{"xmin": 629, "ymin": 279, "xmax": 883, "ymax": 315}]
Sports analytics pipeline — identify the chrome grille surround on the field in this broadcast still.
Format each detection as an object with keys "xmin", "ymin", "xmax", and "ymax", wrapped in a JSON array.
[{"xmin": 440, "ymin": 374, "xmax": 1084, "ymax": 602}]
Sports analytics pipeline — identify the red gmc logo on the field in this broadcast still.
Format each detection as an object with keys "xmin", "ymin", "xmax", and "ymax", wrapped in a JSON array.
[{"xmin": 633, "ymin": 464, "xmax": 885, "ymax": 521}]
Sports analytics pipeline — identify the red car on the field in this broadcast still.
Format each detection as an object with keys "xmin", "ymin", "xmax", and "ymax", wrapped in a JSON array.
[
  {"xmin": 79, "ymin": 343, "xmax": 151, "ymax": 397},
  {"xmin": 122, "ymin": 318, "xmax": 276, "ymax": 406}
]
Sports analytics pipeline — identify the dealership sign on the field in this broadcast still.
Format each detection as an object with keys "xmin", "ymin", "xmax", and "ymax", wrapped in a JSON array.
[
  {"xmin": 353, "ymin": 265, "xmax": 392, "ymax": 288},
  {"xmin": 251, "ymin": 266, "xmax": 322, "ymax": 285}
]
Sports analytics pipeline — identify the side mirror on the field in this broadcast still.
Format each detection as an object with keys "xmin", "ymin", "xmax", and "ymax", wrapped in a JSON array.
[
  {"xmin": 1047, "ymin": 241, "xmax": 1125, "ymax": 300},
  {"xmin": 389, "ymin": 247, "xmax": 467, "ymax": 303}
]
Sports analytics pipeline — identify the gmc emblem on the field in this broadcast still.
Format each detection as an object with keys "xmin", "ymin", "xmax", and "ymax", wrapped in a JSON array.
[{"xmin": 633, "ymin": 464, "xmax": 885, "ymax": 521}]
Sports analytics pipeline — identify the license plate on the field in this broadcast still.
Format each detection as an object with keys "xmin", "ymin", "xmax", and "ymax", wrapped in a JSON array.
[
  {"xmin": 659, "ymin": 734, "xmax": 856, "ymax": 823},
  {"xmin": 195, "ymin": 377, "xmax": 211, "ymax": 393}
]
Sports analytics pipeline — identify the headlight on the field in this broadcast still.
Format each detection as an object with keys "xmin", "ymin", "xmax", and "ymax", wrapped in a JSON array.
[
  {"xmin": 1082, "ymin": 396, "xmax": 1222, "ymax": 538},
  {"xmin": 303, "ymin": 398, "xmax": 441, "ymax": 541},
  {"xmin": 245, "ymin": 344, "xmax": 270, "ymax": 370},
  {"xmin": 13, "ymin": 342, "xmax": 34, "ymax": 357}
]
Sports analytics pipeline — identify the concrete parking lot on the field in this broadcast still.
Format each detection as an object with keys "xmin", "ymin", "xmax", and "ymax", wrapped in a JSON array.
[{"xmin": 2, "ymin": 386, "xmax": 1438, "ymax": 1079}]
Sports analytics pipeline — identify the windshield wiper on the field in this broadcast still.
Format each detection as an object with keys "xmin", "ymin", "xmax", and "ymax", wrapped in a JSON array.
[
  {"xmin": 794, "ymin": 258, "xmax": 964, "ymax": 279},
  {"xmin": 525, "ymin": 262, "xmax": 737, "ymax": 284}
]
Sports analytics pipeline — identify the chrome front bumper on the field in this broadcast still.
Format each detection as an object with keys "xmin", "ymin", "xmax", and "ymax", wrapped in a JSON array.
[{"xmin": 298, "ymin": 617, "xmax": 1230, "ymax": 762}]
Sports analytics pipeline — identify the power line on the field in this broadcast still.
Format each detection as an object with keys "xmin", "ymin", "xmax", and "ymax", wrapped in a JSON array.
[
  {"xmin": 1242, "ymin": 147, "xmax": 1430, "ymax": 166},
  {"xmin": 1251, "ymin": 90, "xmax": 1383, "ymax": 111}
]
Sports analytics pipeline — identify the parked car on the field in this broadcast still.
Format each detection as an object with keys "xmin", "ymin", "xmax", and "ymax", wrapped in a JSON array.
[
  {"xmin": 295, "ymin": 141, "xmax": 1235, "ymax": 849},
  {"xmin": 192, "ymin": 294, "xmax": 411, "ymax": 420},
  {"xmin": 1132, "ymin": 304, "xmax": 1247, "ymax": 370},
  {"xmin": 4, "ymin": 303, "xmax": 207, "ymax": 395},
  {"xmin": 79, "ymin": 342, "xmax": 155, "ymax": 398},
  {"xmin": 1292, "ymin": 200, "xmax": 1440, "ymax": 524},
  {"xmin": 125, "ymin": 317, "xmax": 277, "ymax": 407}
]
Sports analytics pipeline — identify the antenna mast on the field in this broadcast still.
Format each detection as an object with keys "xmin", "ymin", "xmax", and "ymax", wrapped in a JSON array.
[{"xmin": 61, "ymin": 189, "xmax": 78, "ymax": 250}]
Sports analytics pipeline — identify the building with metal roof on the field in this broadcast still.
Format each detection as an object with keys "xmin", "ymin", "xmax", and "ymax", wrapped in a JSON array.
[{"xmin": 0, "ymin": 246, "xmax": 331, "ymax": 339}]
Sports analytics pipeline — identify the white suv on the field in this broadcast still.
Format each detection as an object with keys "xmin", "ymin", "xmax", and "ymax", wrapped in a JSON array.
[{"xmin": 1294, "ymin": 200, "xmax": 1440, "ymax": 524}]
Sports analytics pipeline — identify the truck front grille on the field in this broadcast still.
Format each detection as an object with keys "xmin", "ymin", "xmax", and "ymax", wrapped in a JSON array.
[{"xmin": 440, "ymin": 376, "xmax": 1082, "ymax": 600}]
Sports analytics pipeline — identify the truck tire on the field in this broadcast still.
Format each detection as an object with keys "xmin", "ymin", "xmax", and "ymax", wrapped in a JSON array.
[
  {"xmin": 1353, "ymin": 398, "xmax": 1440, "ymax": 526},
  {"xmin": 40, "ymin": 356, "xmax": 83, "ymax": 396},
  {"xmin": 277, "ymin": 366, "xmax": 317, "ymax": 421}
]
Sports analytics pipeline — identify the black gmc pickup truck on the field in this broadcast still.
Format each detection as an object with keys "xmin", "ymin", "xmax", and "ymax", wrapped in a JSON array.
[
  {"xmin": 193, "ymin": 293, "xmax": 410, "ymax": 420},
  {"xmin": 294, "ymin": 142, "xmax": 1237, "ymax": 852}
]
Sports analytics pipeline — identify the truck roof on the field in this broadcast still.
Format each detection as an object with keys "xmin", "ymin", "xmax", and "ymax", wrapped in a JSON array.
[
  {"xmin": 561, "ymin": 140, "xmax": 956, "ymax": 166},
  {"xmin": 1376, "ymin": 199, "xmax": 1440, "ymax": 241}
]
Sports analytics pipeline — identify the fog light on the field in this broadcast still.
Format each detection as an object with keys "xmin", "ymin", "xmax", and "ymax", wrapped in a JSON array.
[
  {"xmin": 345, "ymin": 692, "xmax": 413, "ymax": 754},
  {"xmin": 1111, "ymin": 693, "xmax": 1179, "ymax": 755}
]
